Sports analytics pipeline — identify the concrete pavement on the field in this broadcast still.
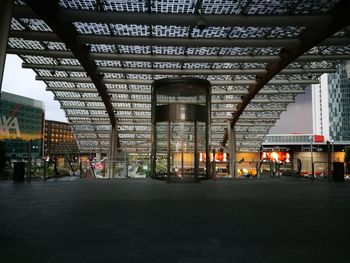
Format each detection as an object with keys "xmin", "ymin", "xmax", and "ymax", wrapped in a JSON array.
[{"xmin": 0, "ymin": 178, "xmax": 349, "ymax": 263}]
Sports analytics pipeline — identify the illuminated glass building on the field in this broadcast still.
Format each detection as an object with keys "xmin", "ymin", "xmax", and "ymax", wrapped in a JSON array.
[
  {"xmin": 327, "ymin": 62, "xmax": 350, "ymax": 142},
  {"xmin": 44, "ymin": 120, "xmax": 78, "ymax": 159},
  {"xmin": 312, "ymin": 62, "xmax": 350, "ymax": 142},
  {"xmin": 0, "ymin": 92, "xmax": 44, "ymax": 160}
]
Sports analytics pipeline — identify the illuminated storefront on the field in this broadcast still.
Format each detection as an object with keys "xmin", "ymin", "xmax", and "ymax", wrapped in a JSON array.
[
  {"xmin": 261, "ymin": 148, "xmax": 291, "ymax": 163},
  {"xmin": 262, "ymin": 134, "xmax": 349, "ymax": 178}
]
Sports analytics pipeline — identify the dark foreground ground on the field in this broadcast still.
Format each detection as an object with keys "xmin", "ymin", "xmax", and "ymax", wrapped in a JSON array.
[{"xmin": 0, "ymin": 177, "xmax": 349, "ymax": 263}]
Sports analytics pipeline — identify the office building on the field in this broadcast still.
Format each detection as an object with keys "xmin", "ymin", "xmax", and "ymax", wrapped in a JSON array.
[
  {"xmin": 0, "ymin": 92, "xmax": 44, "ymax": 160},
  {"xmin": 312, "ymin": 61, "xmax": 350, "ymax": 142},
  {"xmin": 44, "ymin": 120, "xmax": 78, "ymax": 159}
]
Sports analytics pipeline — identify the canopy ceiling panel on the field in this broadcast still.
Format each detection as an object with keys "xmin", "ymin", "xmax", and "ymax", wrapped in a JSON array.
[{"xmin": 7, "ymin": 0, "xmax": 350, "ymax": 152}]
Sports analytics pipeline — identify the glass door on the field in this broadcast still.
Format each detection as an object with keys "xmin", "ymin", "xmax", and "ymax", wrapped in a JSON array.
[{"xmin": 170, "ymin": 122, "xmax": 195, "ymax": 179}]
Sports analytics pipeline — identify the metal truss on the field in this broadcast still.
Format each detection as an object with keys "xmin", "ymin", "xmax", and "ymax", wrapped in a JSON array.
[
  {"xmin": 7, "ymin": 48, "xmax": 350, "ymax": 63},
  {"xmin": 35, "ymin": 76, "xmax": 320, "ymax": 86},
  {"xmin": 9, "ymin": 29, "xmax": 350, "ymax": 48},
  {"xmin": 222, "ymin": 0, "xmax": 350, "ymax": 146},
  {"xmin": 7, "ymin": 0, "xmax": 350, "ymax": 153},
  {"xmin": 48, "ymin": 86, "xmax": 306, "ymax": 96},
  {"xmin": 12, "ymin": 5, "xmax": 336, "ymax": 27},
  {"xmin": 21, "ymin": 63, "xmax": 337, "ymax": 75}
]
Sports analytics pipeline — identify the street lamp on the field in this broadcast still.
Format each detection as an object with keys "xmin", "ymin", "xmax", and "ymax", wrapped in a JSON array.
[
  {"xmin": 331, "ymin": 139, "xmax": 334, "ymax": 162},
  {"xmin": 11, "ymin": 148, "xmax": 16, "ymax": 160},
  {"xmin": 331, "ymin": 139, "xmax": 334, "ymax": 181},
  {"xmin": 309, "ymin": 135, "xmax": 314, "ymax": 179}
]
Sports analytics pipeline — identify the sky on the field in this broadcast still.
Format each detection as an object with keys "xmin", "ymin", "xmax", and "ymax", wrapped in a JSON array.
[
  {"xmin": 269, "ymin": 87, "xmax": 312, "ymax": 134},
  {"xmin": 1, "ymin": 54, "xmax": 68, "ymax": 123},
  {"xmin": 1, "ymin": 54, "xmax": 313, "ymax": 134}
]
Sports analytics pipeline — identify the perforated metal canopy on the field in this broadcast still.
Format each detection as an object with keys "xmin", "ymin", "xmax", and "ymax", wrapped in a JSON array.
[{"xmin": 7, "ymin": 0, "xmax": 350, "ymax": 153}]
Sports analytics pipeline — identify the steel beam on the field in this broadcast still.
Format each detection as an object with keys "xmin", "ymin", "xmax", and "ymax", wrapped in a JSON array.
[
  {"xmin": 8, "ymin": 48, "xmax": 350, "ymax": 63},
  {"xmin": 67, "ymin": 113, "xmax": 281, "ymax": 118},
  {"xmin": 60, "ymin": 98, "xmax": 293, "ymax": 110},
  {"xmin": 22, "ymin": 0, "xmax": 117, "ymax": 130},
  {"xmin": 67, "ymin": 113, "xmax": 279, "ymax": 120},
  {"xmin": 47, "ymin": 86, "xmax": 305, "ymax": 95},
  {"xmin": 10, "ymin": 30, "xmax": 302, "ymax": 48},
  {"xmin": 79, "ymin": 149, "xmax": 264, "ymax": 154},
  {"xmin": 76, "ymin": 136, "xmax": 267, "ymax": 143},
  {"xmin": 99, "ymin": 98, "xmax": 291, "ymax": 105},
  {"xmin": 12, "ymin": 5, "xmax": 335, "ymax": 27},
  {"xmin": 77, "ymin": 148, "xmax": 262, "ymax": 154},
  {"xmin": 70, "ymin": 121, "xmax": 275, "ymax": 127},
  {"xmin": 66, "ymin": 106, "xmax": 286, "ymax": 115},
  {"xmin": 38, "ymin": 76, "xmax": 319, "ymax": 85},
  {"xmin": 54, "ymin": 97, "xmax": 101, "ymax": 102},
  {"xmin": 11, "ymin": 30, "xmax": 350, "ymax": 48},
  {"xmin": 76, "ymin": 129, "xmax": 264, "ymax": 135},
  {"xmin": 76, "ymin": 136, "xmax": 266, "ymax": 142},
  {"xmin": 47, "ymin": 87, "xmax": 150, "ymax": 95},
  {"xmin": 225, "ymin": 116, "xmax": 280, "ymax": 120},
  {"xmin": 67, "ymin": 114, "xmax": 150, "ymax": 119},
  {"xmin": 24, "ymin": 63, "xmax": 267, "ymax": 75},
  {"xmin": 81, "ymin": 148, "xmax": 276, "ymax": 155},
  {"xmin": 214, "ymin": 107, "xmax": 286, "ymax": 112},
  {"xmin": 71, "ymin": 122, "xmax": 112, "ymax": 125},
  {"xmin": 215, "ymin": 90, "xmax": 303, "ymax": 95},
  {"xmin": 22, "ymin": 63, "xmax": 337, "ymax": 75},
  {"xmin": 222, "ymin": 0, "xmax": 350, "ymax": 146}
]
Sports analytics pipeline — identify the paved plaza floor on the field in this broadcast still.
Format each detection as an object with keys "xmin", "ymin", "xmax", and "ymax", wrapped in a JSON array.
[{"xmin": 0, "ymin": 177, "xmax": 349, "ymax": 263}]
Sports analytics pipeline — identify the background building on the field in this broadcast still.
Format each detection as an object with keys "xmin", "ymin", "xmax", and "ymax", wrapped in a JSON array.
[
  {"xmin": 44, "ymin": 120, "xmax": 78, "ymax": 160},
  {"xmin": 312, "ymin": 61, "xmax": 350, "ymax": 142},
  {"xmin": 262, "ymin": 134, "xmax": 346, "ymax": 176},
  {"xmin": 0, "ymin": 92, "xmax": 44, "ymax": 161}
]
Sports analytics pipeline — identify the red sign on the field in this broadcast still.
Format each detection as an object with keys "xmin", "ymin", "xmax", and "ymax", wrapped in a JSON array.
[{"xmin": 314, "ymin": 135, "xmax": 324, "ymax": 142}]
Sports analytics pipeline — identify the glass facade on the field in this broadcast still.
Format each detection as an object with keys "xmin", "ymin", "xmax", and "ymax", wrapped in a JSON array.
[
  {"xmin": 265, "ymin": 134, "xmax": 323, "ymax": 144},
  {"xmin": 328, "ymin": 63, "xmax": 350, "ymax": 142},
  {"xmin": 44, "ymin": 120, "xmax": 78, "ymax": 159},
  {"xmin": 0, "ymin": 92, "xmax": 44, "ymax": 160}
]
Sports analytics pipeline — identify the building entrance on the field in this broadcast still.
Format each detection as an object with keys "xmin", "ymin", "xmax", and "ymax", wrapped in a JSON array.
[{"xmin": 151, "ymin": 78, "xmax": 211, "ymax": 181}]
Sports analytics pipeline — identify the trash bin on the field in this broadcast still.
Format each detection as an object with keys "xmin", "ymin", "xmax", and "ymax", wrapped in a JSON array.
[
  {"xmin": 13, "ymin": 162, "xmax": 25, "ymax": 182},
  {"xmin": 333, "ymin": 162, "xmax": 344, "ymax": 182}
]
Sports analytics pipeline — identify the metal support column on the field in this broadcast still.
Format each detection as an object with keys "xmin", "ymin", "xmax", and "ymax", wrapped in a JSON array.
[
  {"xmin": 206, "ymin": 85, "xmax": 211, "ymax": 179},
  {"xmin": 27, "ymin": 139, "xmax": 32, "ymax": 182},
  {"xmin": 151, "ymin": 85, "xmax": 157, "ymax": 178},
  {"xmin": 194, "ymin": 121, "xmax": 199, "ymax": 182},
  {"xmin": 108, "ymin": 127, "xmax": 113, "ymax": 178},
  {"xmin": 327, "ymin": 140, "xmax": 332, "ymax": 182},
  {"xmin": 212, "ymin": 148, "xmax": 216, "ymax": 180},
  {"xmin": 108, "ymin": 125, "xmax": 117, "ymax": 178},
  {"xmin": 331, "ymin": 140, "xmax": 334, "ymax": 181},
  {"xmin": 228, "ymin": 121, "xmax": 237, "ymax": 179},
  {"xmin": 167, "ymin": 121, "xmax": 171, "ymax": 182},
  {"xmin": 96, "ymin": 152, "xmax": 102, "ymax": 161},
  {"xmin": 125, "ymin": 153, "xmax": 128, "ymax": 178},
  {"xmin": 0, "ymin": 0, "xmax": 13, "ymax": 93},
  {"xmin": 181, "ymin": 129, "xmax": 184, "ymax": 178},
  {"xmin": 205, "ymin": 122, "xmax": 211, "ymax": 179},
  {"xmin": 310, "ymin": 136, "xmax": 314, "ymax": 180}
]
